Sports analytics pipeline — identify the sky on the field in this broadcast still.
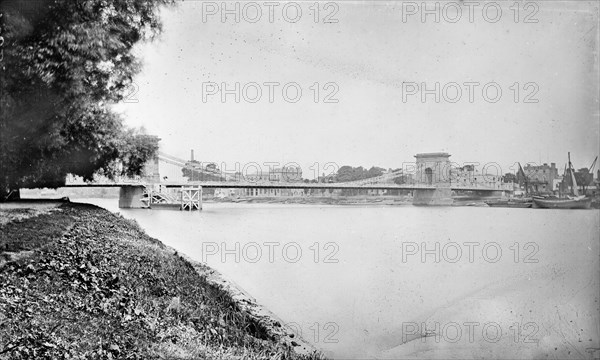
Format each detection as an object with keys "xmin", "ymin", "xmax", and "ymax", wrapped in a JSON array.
[{"xmin": 113, "ymin": 1, "xmax": 600, "ymax": 178}]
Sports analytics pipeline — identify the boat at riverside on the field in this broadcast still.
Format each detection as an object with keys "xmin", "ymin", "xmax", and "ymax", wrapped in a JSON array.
[
  {"xmin": 533, "ymin": 153, "xmax": 593, "ymax": 209},
  {"xmin": 533, "ymin": 195, "xmax": 592, "ymax": 209},
  {"xmin": 485, "ymin": 198, "xmax": 532, "ymax": 208},
  {"xmin": 484, "ymin": 163, "xmax": 533, "ymax": 208}
]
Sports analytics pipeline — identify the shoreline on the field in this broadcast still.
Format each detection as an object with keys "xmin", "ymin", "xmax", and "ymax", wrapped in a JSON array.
[
  {"xmin": 205, "ymin": 196, "xmax": 414, "ymax": 206},
  {"xmin": 21, "ymin": 188, "xmax": 501, "ymax": 207},
  {"xmin": 28, "ymin": 187, "xmax": 573, "ymax": 208},
  {"xmin": 0, "ymin": 200, "xmax": 323, "ymax": 359},
  {"xmin": 165, "ymin": 243, "xmax": 317, "ymax": 355}
]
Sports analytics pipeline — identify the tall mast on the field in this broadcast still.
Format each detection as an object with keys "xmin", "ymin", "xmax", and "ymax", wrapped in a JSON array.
[
  {"xmin": 589, "ymin": 156, "xmax": 598, "ymax": 174},
  {"xmin": 562, "ymin": 163, "xmax": 567, "ymax": 197},
  {"xmin": 518, "ymin": 162, "xmax": 528, "ymax": 196},
  {"xmin": 569, "ymin": 152, "xmax": 579, "ymax": 196}
]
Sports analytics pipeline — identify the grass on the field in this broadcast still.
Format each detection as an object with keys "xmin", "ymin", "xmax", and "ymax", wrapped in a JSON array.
[{"xmin": 0, "ymin": 202, "xmax": 326, "ymax": 359}]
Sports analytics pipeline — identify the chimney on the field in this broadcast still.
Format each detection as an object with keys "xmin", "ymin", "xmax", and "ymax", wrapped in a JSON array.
[{"xmin": 191, "ymin": 149, "xmax": 194, "ymax": 162}]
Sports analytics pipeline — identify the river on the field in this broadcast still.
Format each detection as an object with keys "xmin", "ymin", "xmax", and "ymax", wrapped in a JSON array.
[{"xmin": 81, "ymin": 199, "xmax": 599, "ymax": 359}]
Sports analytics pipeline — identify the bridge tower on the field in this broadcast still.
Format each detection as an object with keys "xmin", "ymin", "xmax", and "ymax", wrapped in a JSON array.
[
  {"xmin": 142, "ymin": 156, "xmax": 161, "ymax": 183},
  {"xmin": 413, "ymin": 152, "xmax": 453, "ymax": 205}
]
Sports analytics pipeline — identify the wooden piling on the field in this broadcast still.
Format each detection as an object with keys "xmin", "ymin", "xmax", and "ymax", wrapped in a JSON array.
[{"xmin": 181, "ymin": 186, "xmax": 202, "ymax": 211}]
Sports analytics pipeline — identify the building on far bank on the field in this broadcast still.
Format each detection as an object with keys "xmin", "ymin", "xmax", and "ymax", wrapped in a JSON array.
[
  {"xmin": 449, "ymin": 165, "xmax": 504, "ymax": 189},
  {"xmin": 216, "ymin": 165, "xmax": 304, "ymax": 198},
  {"xmin": 242, "ymin": 166, "xmax": 303, "ymax": 183},
  {"xmin": 552, "ymin": 177, "xmax": 563, "ymax": 193},
  {"xmin": 521, "ymin": 163, "xmax": 560, "ymax": 194}
]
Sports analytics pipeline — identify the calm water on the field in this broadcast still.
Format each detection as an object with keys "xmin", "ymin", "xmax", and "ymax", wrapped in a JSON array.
[{"xmin": 82, "ymin": 199, "xmax": 599, "ymax": 359}]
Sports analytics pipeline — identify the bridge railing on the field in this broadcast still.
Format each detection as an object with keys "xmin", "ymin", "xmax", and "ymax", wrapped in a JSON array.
[{"xmin": 65, "ymin": 174, "xmax": 514, "ymax": 191}]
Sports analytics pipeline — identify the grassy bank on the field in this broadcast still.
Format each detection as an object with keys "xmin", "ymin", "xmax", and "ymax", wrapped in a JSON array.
[{"xmin": 0, "ymin": 202, "xmax": 323, "ymax": 359}]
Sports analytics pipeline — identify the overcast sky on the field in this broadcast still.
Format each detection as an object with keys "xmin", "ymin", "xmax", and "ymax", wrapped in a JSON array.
[{"xmin": 114, "ymin": 1, "xmax": 599, "ymax": 178}]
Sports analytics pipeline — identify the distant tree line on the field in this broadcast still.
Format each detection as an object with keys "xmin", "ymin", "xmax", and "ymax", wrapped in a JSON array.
[{"xmin": 333, "ymin": 166, "xmax": 386, "ymax": 182}]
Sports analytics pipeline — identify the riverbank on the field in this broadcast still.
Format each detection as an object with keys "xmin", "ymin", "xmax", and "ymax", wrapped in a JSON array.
[
  {"xmin": 0, "ymin": 201, "xmax": 323, "ymax": 359},
  {"xmin": 207, "ymin": 196, "xmax": 413, "ymax": 206},
  {"xmin": 21, "ymin": 188, "xmax": 507, "ymax": 207}
]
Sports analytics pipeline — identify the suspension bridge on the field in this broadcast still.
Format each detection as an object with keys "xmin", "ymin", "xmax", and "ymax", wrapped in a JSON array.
[{"xmin": 64, "ymin": 151, "xmax": 513, "ymax": 209}]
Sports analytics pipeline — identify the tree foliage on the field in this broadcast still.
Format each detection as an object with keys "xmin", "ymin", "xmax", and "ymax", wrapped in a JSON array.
[
  {"xmin": 335, "ymin": 166, "xmax": 385, "ymax": 182},
  {"xmin": 565, "ymin": 167, "xmax": 594, "ymax": 192},
  {"xmin": 503, "ymin": 173, "xmax": 517, "ymax": 183},
  {"xmin": 393, "ymin": 175, "xmax": 411, "ymax": 185},
  {"xmin": 0, "ymin": 0, "xmax": 170, "ymax": 199}
]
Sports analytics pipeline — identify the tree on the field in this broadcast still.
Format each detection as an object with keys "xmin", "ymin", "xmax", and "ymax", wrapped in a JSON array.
[
  {"xmin": 503, "ymin": 173, "xmax": 517, "ymax": 183},
  {"xmin": 335, "ymin": 166, "xmax": 354, "ymax": 182},
  {"xmin": 0, "ymin": 0, "xmax": 172, "ymax": 200},
  {"xmin": 574, "ymin": 168, "xmax": 593, "ymax": 193},
  {"xmin": 393, "ymin": 175, "xmax": 410, "ymax": 185},
  {"xmin": 367, "ymin": 166, "xmax": 384, "ymax": 178},
  {"xmin": 334, "ymin": 165, "xmax": 385, "ymax": 182}
]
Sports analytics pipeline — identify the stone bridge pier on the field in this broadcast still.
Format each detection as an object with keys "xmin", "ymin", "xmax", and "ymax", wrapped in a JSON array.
[{"xmin": 412, "ymin": 152, "xmax": 453, "ymax": 206}]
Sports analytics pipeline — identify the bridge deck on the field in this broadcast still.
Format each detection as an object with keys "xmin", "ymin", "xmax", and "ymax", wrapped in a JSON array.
[{"xmin": 63, "ymin": 181, "xmax": 511, "ymax": 192}]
